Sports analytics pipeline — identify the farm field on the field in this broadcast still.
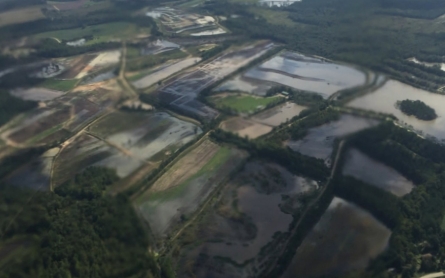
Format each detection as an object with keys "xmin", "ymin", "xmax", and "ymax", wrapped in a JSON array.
[
  {"xmin": 132, "ymin": 58, "xmax": 200, "ymax": 89},
  {"xmin": 209, "ymin": 93, "xmax": 282, "ymax": 114},
  {"xmin": 342, "ymin": 148, "xmax": 414, "ymax": 196},
  {"xmin": 244, "ymin": 51, "xmax": 367, "ymax": 98},
  {"xmin": 282, "ymin": 197, "xmax": 391, "ymax": 278},
  {"xmin": 176, "ymin": 160, "xmax": 318, "ymax": 277},
  {"xmin": 33, "ymin": 22, "xmax": 149, "ymax": 45},
  {"xmin": 1, "ymin": 80, "xmax": 122, "ymax": 146},
  {"xmin": 0, "ymin": 6, "xmax": 45, "ymax": 28},
  {"xmin": 251, "ymin": 101, "xmax": 306, "ymax": 126},
  {"xmin": 135, "ymin": 139, "xmax": 247, "ymax": 237},
  {"xmin": 52, "ymin": 110, "xmax": 200, "ymax": 187},
  {"xmin": 221, "ymin": 117, "xmax": 272, "ymax": 139},
  {"xmin": 89, "ymin": 111, "xmax": 201, "ymax": 162},
  {"xmin": 156, "ymin": 41, "xmax": 276, "ymax": 120},
  {"xmin": 287, "ymin": 114, "xmax": 379, "ymax": 166},
  {"xmin": 39, "ymin": 79, "xmax": 79, "ymax": 92},
  {"xmin": 5, "ymin": 147, "xmax": 59, "ymax": 190},
  {"xmin": 347, "ymin": 79, "xmax": 445, "ymax": 140}
]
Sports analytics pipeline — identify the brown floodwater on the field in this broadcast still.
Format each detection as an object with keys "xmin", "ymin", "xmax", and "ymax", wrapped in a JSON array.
[
  {"xmin": 342, "ymin": 148, "xmax": 414, "ymax": 196},
  {"xmin": 282, "ymin": 197, "xmax": 391, "ymax": 278},
  {"xmin": 252, "ymin": 102, "xmax": 307, "ymax": 126},
  {"xmin": 347, "ymin": 79, "xmax": 445, "ymax": 140}
]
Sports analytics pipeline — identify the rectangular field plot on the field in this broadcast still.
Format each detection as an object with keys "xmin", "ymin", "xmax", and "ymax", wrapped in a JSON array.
[
  {"xmin": 216, "ymin": 51, "xmax": 367, "ymax": 98},
  {"xmin": 132, "ymin": 58, "xmax": 200, "ymax": 89},
  {"xmin": 282, "ymin": 197, "xmax": 391, "ymax": 278},
  {"xmin": 287, "ymin": 114, "xmax": 379, "ymax": 166},
  {"xmin": 209, "ymin": 93, "xmax": 283, "ymax": 114},
  {"xmin": 156, "ymin": 41, "xmax": 276, "ymax": 120},
  {"xmin": 175, "ymin": 160, "xmax": 318, "ymax": 277},
  {"xmin": 342, "ymin": 148, "xmax": 414, "ymax": 196},
  {"xmin": 88, "ymin": 111, "xmax": 201, "ymax": 162},
  {"xmin": 135, "ymin": 139, "xmax": 247, "ymax": 237}
]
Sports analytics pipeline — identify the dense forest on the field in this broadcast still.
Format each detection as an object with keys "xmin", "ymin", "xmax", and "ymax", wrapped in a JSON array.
[
  {"xmin": 397, "ymin": 99, "xmax": 437, "ymax": 121},
  {"xmin": 0, "ymin": 167, "xmax": 172, "ymax": 278}
]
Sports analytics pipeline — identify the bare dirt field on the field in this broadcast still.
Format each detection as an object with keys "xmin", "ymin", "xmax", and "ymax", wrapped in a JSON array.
[
  {"xmin": 0, "ymin": 6, "xmax": 45, "ymax": 28},
  {"xmin": 220, "ymin": 117, "xmax": 272, "ymax": 139}
]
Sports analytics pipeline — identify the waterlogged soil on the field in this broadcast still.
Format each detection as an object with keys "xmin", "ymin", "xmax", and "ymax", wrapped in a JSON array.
[
  {"xmin": 244, "ymin": 51, "xmax": 366, "ymax": 98},
  {"xmin": 220, "ymin": 117, "xmax": 272, "ymax": 139},
  {"xmin": 136, "ymin": 142, "xmax": 247, "ymax": 237},
  {"xmin": 347, "ymin": 79, "xmax": 445, "ymax": 140},
  {"xmin": 252, "ymin": 102, "xmax": 306, "ymax": 126},
  {"xmin": 178, "ymin": 161, "xmax": 318, "ymax": 277},
  {"xmin": 10, "ymin": 87, "xmax": 64, "ymax": 101},
  {"xmin": 89, "ymin": 111, "xmax": 201, "ymax": 162},
  {"xmin": 342, "ymin": 148, "xmax": 414, "ymax": 196},
  {"xmin": 287, "ymin": 114, "xmax": 379, "ymax": 165},
  {"xmin": 282, "ymin": 197, "xmax": 391, "ymax": 278}
]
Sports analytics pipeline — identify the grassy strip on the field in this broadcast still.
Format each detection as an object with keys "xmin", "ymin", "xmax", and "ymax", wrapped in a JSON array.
[
  {"xmin": 146, "ymin": 147, "xmax": 232, "ymax": 202},
  {"xmin": 39, "ymin": 79, "xmax": 78, "ymax": 92},
  {"xmin": 212, "ymin": 94, "xmax": 282, "ymax": 113}
]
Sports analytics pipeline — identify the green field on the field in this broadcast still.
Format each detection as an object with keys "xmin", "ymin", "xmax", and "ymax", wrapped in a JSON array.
[
  {"xmin": 33, "ymin": 22, "xmax": 149, "ymax": 45},
  {"xmin": 211, "ymin": 94, "xmax": 282, "ymax": 113},
  {"xmin": 40, "ymin": 79, "xmax": 78, "ymax": 91}
]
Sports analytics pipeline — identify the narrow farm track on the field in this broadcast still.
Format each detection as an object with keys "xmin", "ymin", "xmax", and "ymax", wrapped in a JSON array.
[{"xmin": 119, "ymin": 42, "xmax": 139, "ymax": 98}]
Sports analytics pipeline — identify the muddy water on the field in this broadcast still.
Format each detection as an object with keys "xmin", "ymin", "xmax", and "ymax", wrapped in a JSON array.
[
  {"xmin": 287, "ymin": 114, "xmax": 378, "ymax": 164},
  {"xmin": 348, "ymin": 80, "xmax": 445, "ymax": 140},
  {"xmin": 252, "ymin": 102, "xmax": 306, "ymax": 126},
  {"xmin": 204, "ymin": 161, "xmax": 317, "ymax": 263},
  {"xmin": 282, "ymin": 197, "xmax": 391, "ymax": 278},
  {"xmin": 342, "ymin": 148, "xmax": 414, "ymax": 196},
  {"xmin": 245, "ymin": 52, "xmax": 366, "ymax": 98}
]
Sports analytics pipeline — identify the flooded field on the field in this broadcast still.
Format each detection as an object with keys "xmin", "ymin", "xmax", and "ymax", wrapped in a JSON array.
[
  {"xmin": 287, "ymin": 114, "xmax": 379, "ymax": 165},
  {"xmin": 347, "ymin": 79, "xmax": 445, "ymax": 140},
  {"xmin": 136, "ymin": 140, "xmax": 247, "ymax": 236},
  {"xmin": 157, "ymin": 41, "xmax": 275, "ymax": 119},
  {"xmin": 252, "ymin": 102, "xmax": 306, "ymax": 126},
  {"xmin": 5, "ymin": 148, "xmax": 59, "ymax": 190},
  {"xmin": 132, "ymin": 58, "xmax": 200, "ymax": 89},
  {"xmin": 1, "ymin": 81, "xmax": 122, "ymax": 146},
  {"xmin": 53, "ymin": 134, "xmax": 143, "ymax": 186},
  {"xmin": 10, "ymin": 87, "xmax": 64, "ymax": 101},
  {"xmin": 282, "ymin": 197, "xmax": 391, "ymax": 278},
  {"xmin": 177, "ymin": 160, "xmax": 318, "ymax": 277},
  {"xmin": 89, "ymin": 111, "xmax": 201, "ymax": 162},
  {"xmin": 342, "ymin": 148, "xmax": 414, "ymax": 196},
  {"xmin": 242, "ymin": 51, "xmax": 366, "ymax": 98}
]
